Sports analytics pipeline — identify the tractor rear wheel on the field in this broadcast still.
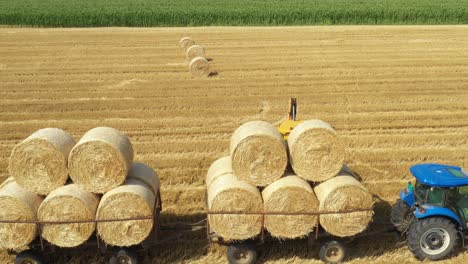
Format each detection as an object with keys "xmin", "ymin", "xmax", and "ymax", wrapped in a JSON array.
[{"xmin": 407, "ymin": 217, "xmax": 458, "ymax": 260}]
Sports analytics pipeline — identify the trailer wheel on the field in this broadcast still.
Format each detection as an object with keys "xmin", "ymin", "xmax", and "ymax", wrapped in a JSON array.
[
  {"xmin": 319, "ymin": 240, "xmax": 346, "ymax": 264},
  {"xmin": 227, "ymin": 243, "xmax": 257, "ymax": 264},
  {"xmin": 14, "ymin": 251, "xmax": 42, "ymax": 264},
  {"xmin": 109, "ymin": 249, "xmax": 138, "ymax": 264}
]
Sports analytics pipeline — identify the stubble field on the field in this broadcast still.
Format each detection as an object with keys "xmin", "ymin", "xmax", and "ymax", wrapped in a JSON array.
[{"xmin": 0, "ymin": 26, "xmax": 467, "ymax": 263}]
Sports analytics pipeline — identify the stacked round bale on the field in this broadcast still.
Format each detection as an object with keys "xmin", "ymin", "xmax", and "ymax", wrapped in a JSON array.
[
  {"xmin": 206, "ymin": 119, "xmax": 374, "ymax": 240},
  {"xmin": 96, "ymin": 162, "xmax": 160, "ymax": 246},
  {"xmin": 3, "ymin": 126, "xmax": 159, "ymax": 249},
  {"xmin": 0, "ymin": 178, "xmax": 43, "ymax": 249},
  {"xmin": 287, "ymin": 119, "xmax": 373, "ymax": 237},
  {"xmin": 179, "ymin": 36, "xmax": 210, "ymax": 77},
  {"xmin": 8, "ymin": 128, "xmax": 76, "ymax": 195}
]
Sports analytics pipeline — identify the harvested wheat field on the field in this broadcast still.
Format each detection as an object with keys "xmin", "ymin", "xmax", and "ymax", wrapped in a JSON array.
[{"xmin": 0, "ymin": 26, "xmax": 468, "ymax": 263}]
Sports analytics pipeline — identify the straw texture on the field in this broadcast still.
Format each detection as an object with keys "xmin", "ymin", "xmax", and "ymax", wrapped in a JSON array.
[
  {"xmin": 230, "ymin": 121, "xmax": 287, "ymax": 187},
  {"xmin": 186, "ymin": 45, "xmax": 206, "ymax": 60},
  {"xmin": 96, "ymin": 179, "xmax": 155, "ymax": 246},
  {"xmin": 314, "ymin": 175, "xmax": 374, "ymax": 237},
  {"xmin": 189, "ymin": 57, "xmax": 210, "ymax": 77},
  {"xmin": 38, "ymin": 184, "xmax": 99, "ymax": 247},
  {"xmin": 179, "ymin": 37, "xmax": 195, "ymax": 51},
  {"xmin": 128, "ymin": 162, "xmax": 160, "ymax": 195},
  {"xmin": 206, "ymin": 156, "xmax": 232, "ymax": 187},
  {"xmin": 8, "ymin": 128, "xmax": 76, "ymax": 195},
  {"xmin": 262, "ymin": 174, "xmax": 319, "ymax": 239},
  {"xmin": 68, "ymin": 127, "xmax": 134, "ymax": 193},
  {"xmin": 288, "ymin": 120, "xmax": 345, "ymax": 182},
  {"xmin": 207, "ymin": 174, "xmax": 263, "ymax": 240},
  {"xmin": 0, "ymin": 179, "xmax": 43, "ymax": 249}
]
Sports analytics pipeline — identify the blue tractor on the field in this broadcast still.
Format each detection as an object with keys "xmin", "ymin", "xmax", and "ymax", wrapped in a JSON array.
[{"xmin": 391, "ymin": 163, "xmax": 468, "ymax": 260}]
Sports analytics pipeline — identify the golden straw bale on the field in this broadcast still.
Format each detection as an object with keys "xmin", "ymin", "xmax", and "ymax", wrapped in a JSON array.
[
  {"xmin": 179, "ymin": 37, "xmax": 195, "ymax": 52},
  {"xmin": 206, "ymin": 156, "xmax": 232, "ymax": 187},
  {"xmin": 127, "ymin": 162, "xmax": 160, "ymax": 195},
  {"xmin": 96, "ymin": 179, "xmax": 155, "ymax": 246},
  {"xmin": 186, "ymin": 45, "xmax": 206, "ymax": 60},
  {"xmin": 0, "ymin": 179, "xmax": 43, "ymax": 249},
  {"xmin": 38, "ymin": 184, "xmax": 99, "ymax": 247},
  {"xmin": 8, "ymin": 128, "xmax": 76, "ymax": 195},
  {"xmin": 262, "ymin": 174, "xmax": 319, "ymax": 238},
  {"xmin": 189, "ymin": 57, "xmax": 210, "ymax": 77},
  {"xmin": 314, "ymin": 175, "xmax": 374, "ymax": 237},
  {"xmin": 288, "ymin": 120, "xmax": 345, "ymax": 182},
  {"xmin": 68, "ymin": 127, "xmax": 134, "ymax": 193},
  {"xmin": 230, "ymin": 121, "xmax": 287, "ymax": 187},
  {"xmin": 207, "ymin": 174, "xmax": 263, "ymax": 240}
]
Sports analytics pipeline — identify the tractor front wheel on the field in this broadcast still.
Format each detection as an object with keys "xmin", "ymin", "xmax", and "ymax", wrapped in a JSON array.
[{"xmin": 407, "ymin": 217, "xmax": 458, "ymax": 260}]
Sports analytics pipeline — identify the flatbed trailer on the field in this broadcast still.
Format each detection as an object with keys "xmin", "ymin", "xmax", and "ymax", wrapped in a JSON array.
[
  {"xmin": 206, "ymin": 193, "xmax": 396, "ymax": 264},
  {"xmin": 6, "ymin": 190, "xmax": 162, "ymax": 264}
]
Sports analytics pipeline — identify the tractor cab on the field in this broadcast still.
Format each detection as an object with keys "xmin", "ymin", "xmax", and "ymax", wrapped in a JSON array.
[{"xmin": 392, "ymin": 163, "xmax": 468, "ymax": 260}]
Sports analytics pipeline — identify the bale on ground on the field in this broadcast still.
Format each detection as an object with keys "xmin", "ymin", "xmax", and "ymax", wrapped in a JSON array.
[
  {"xmin": 38, "ymin": 184, "xmax": 99, "ymax": 247},
  {"xmin": 230, "ymin": 121, "xmax": 287, "ymax": 187},
  {"xmin": 68, "ymin": 127, "xmax": 134, "ymax": 193},
  {"xmin": 189, "ymin": 57, "xmax": 210, "ymax": 77},
  {"xmin": 0, "ymin": 178, "xmax": 43, "ymax": 249},
  {"xmin": 179, "ymin": 37, "xmax": 195, "ymax": 52},
  {"xmin": 8, "ymin": 128, "xmax": 76, "ymax": 195},
  {"xmin": 96, "ymin": 179, "xmax": 155, "ymax": 246},
  {"xmin": 262, "ymin": 174, "xmax": 319, "ymax": 239},
  {"xmin": 127, "ymin": 162, "xmax": 160, "ymax": 195},
  {"xmin": 186, "ymin": 45, "xmax": 205, "ymax": 60},
  {"xmin": 208, "ymin": 174, "xmax": 263, "ymax": 240},
  {"xmin": 313, "ymin": 175, "xmax": 374, "ymax": 237},
  {"xmin": 206, "ymin": 156, "xmax": 232, "ymax": 187},
  {"xmin": 288, "ymin": 119, "xmax": 345, "ymax": 182}
]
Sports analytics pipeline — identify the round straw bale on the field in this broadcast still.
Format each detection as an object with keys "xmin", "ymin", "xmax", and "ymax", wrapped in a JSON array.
[
  {"xmin": 8, "ymin": 128, "xmax": 76, "ymax": 195},
  {"xmin": 189, "ymin": 57, "xmax": 210, "ymax": 77},
  {"xmin": 313, "ymin": 175, "xmax": 374, "ymax": 237},
  {"xmin": 230, "ymin": 121, "xmax": 287, "ymax": 187},
  {"xmin": 68, "ymin": 127, "xmax": 134, "ymax": 194},
  {"xmin": 206, "ymin": 156, "xmax": 232, "ymax": 187},
  {"xmin": 208, "ymin": 174, "xmax": 263, "ymax": 241},
  {"xmin": 38, "ymin": 184, "xmax": 99, "ymax": 247},
  {"xmin": 128, "ymin": 162, "xmax": 160, "ymax": 195},
  {"xmin": 179, "ymin": 37, "xmax": 195, "ymax": 52},
  {"xmin": 96, "ymin": 179, "xmax": 155, "ymax": 246},
  {"xmin": 186, "ymin": 45, "xmax": 206, "ymax": 60},
  {"xmin": 262, "ymin": 174, "xmax": 319, "ymax": 239},
  {"xmin": 0, "ymin": 179, "xmax": 43, "ymax": 249},
  {"xmin": 288, "ymin": 119, "xmax": 345, "ymax": 182}
]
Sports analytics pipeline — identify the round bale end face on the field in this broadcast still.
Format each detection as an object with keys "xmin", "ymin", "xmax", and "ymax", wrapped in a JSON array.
[
  {"xmin": 207, "ymin": 174, "xmax": 263, "ymax": 241},
  {"xmin": 262, "ymin": 175, "xmax": 319, "ymax": 239},
  {"xmin": 230, "ymin": 121, "xmax": 287, "ymax": 187},
  {"xmin": 69, "ymin": 127, "xmax": 134, "ymax": 194},
  {"xmin": 9, "ymin": 128, "xmax": 76, "ymax": 195},
  {"xmin": 314, "ymin": 176, "xmax": 374, "ymax": 237},
  {"xmin": 38, "ymin": 184, "xmax": 99, "ymax": 248},
  {"xmin": 179, "ymin": 37, "xmax": 195, "ymax": 52},
  {"xmin": 0, "ymin": 181, "xmax": 43, "ymax": 249},
  {"xmin": 288, "ymin": 120, "xmax": 344, "ymax": 182},
  {"xmin": 186, "ymin": 45, "xmax": 206, "ymax": 60},
  {"xmin": 97, "ymin": 180, "xmax": 155, "ymax": 247},
  {"xmin": 189, "ymin": 57, "xmax": 210, "ymax": 77}
]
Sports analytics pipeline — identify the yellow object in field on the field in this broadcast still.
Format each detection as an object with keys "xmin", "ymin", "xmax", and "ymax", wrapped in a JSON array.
[
  {"xmin": 277, "ymin": 98, "xmax": 303, "ymax": 139},
  {"xmin": 278, "ymin": 119, "xmax": 304, "ymax": 139}
]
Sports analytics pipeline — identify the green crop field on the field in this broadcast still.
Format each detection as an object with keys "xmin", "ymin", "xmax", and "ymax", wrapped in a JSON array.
[{"xmin": 0, "ymin": 0, "xmax": 467, "ymax": 27}]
